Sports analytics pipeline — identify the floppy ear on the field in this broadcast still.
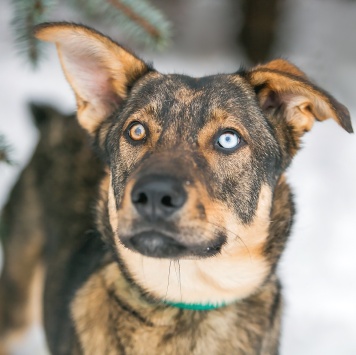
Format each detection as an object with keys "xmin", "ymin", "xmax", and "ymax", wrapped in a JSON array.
[
  {"xmin": 244, "ymin": 59, "xmax": 353, "ymax": 136},
  {"xmin": 34, "ymin": 23, "xmax": 151, "ymax": 135}
]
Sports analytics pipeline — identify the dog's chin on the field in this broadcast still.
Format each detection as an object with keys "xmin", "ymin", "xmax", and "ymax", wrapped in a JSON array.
[{"xmin": 120, "ymin": 231, "xmax": 226, "ymax": 259}]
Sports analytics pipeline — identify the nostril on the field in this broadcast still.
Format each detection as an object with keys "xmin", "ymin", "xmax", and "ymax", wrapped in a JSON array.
[
  {"xmin": 131, "ymin": 176, "xmax": 187, "ymax": 220},
  {"xmin": 133, "ymin": 192, "xmax": 148, "ymax": 204},
  {"xmin": 161, "ymin": 195, "xmax": 174, "ymax": 208}
]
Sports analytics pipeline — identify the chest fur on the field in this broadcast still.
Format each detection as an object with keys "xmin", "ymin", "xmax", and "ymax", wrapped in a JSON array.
[{"xmin": 71, "ymin": 263, "xmax": 281, "ymax": 355}]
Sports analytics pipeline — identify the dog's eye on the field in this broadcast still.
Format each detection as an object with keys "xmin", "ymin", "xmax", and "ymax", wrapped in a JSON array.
[
  {"xmin": 216, "ymin": 130, "xmax": 242, "ymax": 152},
  {"xmin": 128, "ymin": 122, "xmax": 146, "ymax": 142}
]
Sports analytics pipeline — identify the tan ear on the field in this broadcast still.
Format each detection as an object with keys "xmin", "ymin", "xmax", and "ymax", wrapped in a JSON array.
[
  {"xmin": 34, "ymin": 23, "xmax": 151, "ymax": 135},
  {"xmin": 244, "ymin": 59, "xmax": 353, "ymax": 135}
]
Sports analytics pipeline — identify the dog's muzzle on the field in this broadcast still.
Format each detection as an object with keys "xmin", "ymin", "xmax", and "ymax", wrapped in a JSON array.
[
  {"xmin": 124, "ymin": 175, "xmax": 186, "ymax": 258},
  {"xmin": 120, "ymin": 174, "xmax": 225, "ymax": 259}
]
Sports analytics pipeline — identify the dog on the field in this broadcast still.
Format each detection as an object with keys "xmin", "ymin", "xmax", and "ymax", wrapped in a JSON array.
[
  {"xmin": 0, "ymin": 102, "xmax": 103, "ymax": 354},
  {"xmin": 0, "ymin": 22, "xmax": 353, "ymax": 354}
]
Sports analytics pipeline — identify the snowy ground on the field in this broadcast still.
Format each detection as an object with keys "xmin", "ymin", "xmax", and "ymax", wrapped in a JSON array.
[{"xmin": 0, "ymin": 0, "xmax": 355, "ymax": 354}]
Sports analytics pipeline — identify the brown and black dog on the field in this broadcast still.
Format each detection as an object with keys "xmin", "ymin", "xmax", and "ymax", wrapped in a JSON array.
[{"xmin": 0, "ymin": 23, "xmax": 353, "ymax": 354}]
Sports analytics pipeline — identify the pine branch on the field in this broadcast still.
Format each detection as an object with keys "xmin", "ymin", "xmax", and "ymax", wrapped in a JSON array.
[
  {"xmin": 11, "ymin": 0, "xmax": 172, "ymax": 65},
  {"xmin": 0, "ymin": 135, "xmax": 13, "ymax": 165},
  {"xmin": 77, "ymin": 0, "xmax": 172, "ymax": 48},
  {"xmin": 11, "ymin": 0, "xmax": 57, "ymax": 66},
  {"xmin": 107, "ymin": 0, "xmax": 161, "ymax": 41}
]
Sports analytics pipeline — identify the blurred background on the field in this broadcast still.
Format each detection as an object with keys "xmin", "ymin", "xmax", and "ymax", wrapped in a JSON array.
[{"xmin": 0, "ymin": 0, "xmax": 355, "ymax": 354}]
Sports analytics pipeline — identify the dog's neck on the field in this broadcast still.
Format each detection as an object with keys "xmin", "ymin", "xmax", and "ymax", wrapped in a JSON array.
[{"xmin": 71, "ymin": 260, "xmax": 282, "ymax": 354}]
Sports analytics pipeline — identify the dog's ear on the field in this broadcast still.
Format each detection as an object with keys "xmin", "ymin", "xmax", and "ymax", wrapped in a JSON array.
[
  {"xmin": 34, "ymin": 23, "xmax": 151, "ymax": 135},
  {"xmin": 244, "ymin": 59, "xmax": 353, "ymax": 136}
]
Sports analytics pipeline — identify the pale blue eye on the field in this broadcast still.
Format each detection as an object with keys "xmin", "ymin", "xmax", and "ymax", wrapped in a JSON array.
[{"xmin": 217, "ymin": 131, "xmax": 240, "ymax": 149}]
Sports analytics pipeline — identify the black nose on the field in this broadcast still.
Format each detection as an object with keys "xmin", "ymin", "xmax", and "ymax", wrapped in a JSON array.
[{"xmin": 131, "ymin": 175, "xmax": 187, "ymax": 221}]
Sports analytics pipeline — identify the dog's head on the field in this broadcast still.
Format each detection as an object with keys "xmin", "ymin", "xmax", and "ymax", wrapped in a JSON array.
[{"xmin": 35, "ymin": 24, "xmax": 352, "ymax": 305}]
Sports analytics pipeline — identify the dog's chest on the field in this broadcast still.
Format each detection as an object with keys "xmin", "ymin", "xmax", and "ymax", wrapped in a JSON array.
[{"xmin": 71, "ymin": 263, "xmax": 280, "ymax": 355}]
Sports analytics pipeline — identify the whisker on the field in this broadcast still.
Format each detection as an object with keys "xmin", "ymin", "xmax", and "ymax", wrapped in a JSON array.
[
  {"xmin": 164, "ymin": 260, "xmax": 172, "ymax": 301},
  {"xmin": 178, "ymin": 260, "xmax": 182, "ymax": 302},
  {"xmin": 141, "ymin": 255, "xmax": 145, "ymax": 279},
  {"xmin": 173, "ymin": 260, "xmax": 182, "ymax": 302}
]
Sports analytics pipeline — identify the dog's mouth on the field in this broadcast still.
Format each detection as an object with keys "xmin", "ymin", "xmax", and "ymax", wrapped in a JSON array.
[{"xmin": 120, "ymin": 231, "xmax": 226, "ymax": 259}]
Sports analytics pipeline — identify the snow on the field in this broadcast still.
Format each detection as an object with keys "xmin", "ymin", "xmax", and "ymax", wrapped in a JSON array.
[{"xmin": 0, "ymin": 0, "xmax": 355, "ymax": 354}]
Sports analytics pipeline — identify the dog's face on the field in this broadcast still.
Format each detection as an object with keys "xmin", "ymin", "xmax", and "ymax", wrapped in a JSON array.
[
  {"xmin": 35, "ymin": 24, "xmax": 352, "ymax": 305},
  {"xmin": 106, "ymin": 73, "xmax": 281, "ymax": 259}
]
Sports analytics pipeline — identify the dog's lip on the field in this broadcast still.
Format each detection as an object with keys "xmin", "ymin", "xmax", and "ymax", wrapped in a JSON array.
[
  {"xmin": 120, "ymin": 230, "xmax": 226, "ymax": 259},
  {"xmin": 121, "ymin": 231, "xmax": 186, "ymax": 259}
]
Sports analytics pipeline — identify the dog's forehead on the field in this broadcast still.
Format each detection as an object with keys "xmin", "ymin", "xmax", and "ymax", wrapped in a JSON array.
[{"xmin": 132, "ymin": 73, "xmax": 261, "ymax": 125}]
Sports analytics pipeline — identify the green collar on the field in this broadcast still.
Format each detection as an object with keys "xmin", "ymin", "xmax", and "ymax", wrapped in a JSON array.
[{"xmin": 165, "ymin": 301, "xmax": 227, "ymax": 311}]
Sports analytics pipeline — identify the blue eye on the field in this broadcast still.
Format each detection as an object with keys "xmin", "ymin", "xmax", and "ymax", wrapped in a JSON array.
[{"xmin": 216, "ymin": 130, "xmax": 242, "ymax": 151}]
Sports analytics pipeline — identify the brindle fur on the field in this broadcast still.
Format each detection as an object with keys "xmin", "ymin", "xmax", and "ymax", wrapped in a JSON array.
[
  {"xmin": 0, "ymin": 104, "xmax": 104, "ymax": 354},
  {"xmin": 0, "ymin": 23, "xmax": 352, "ymax": 355}
]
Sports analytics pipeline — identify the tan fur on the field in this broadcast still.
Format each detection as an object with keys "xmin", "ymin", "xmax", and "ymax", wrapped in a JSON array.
[
  {"xmin": 72, "ymin": 262, "xmax": 281, "ymax": 355},
  {"xmin": 174, "ymin": 87, "xmax": 203, "ymax": 104},
  {"xmin": 197, "ymin": 108, "xmax": 251, "ymax": 167},
  {"xmin": 0, "ymin": 263, "xmax": 45, "ymax": 354},
  {"xmin": 35, "ymin": 24, "xmax": 148, "ymax": 135},
  {"xmin": 109, "ymin": 181, "xmax": 273, "ymax": 305},
  {"xmin": 28, "ymin": 263, "xmax": 45, "ymax": 327},
  {"xmin": 254, "ymin": 59, "xmax": 306, "ymax": 78},
  {"xmin": 120, "ymin": 110, "xmax": 164, "ymax": 160},
  {"xmin": 247, "ymin": 66, "xmax": 350, "ymax": 133},
  {"xmin": 20, "ymin": 23, "xmax": 351, "ymax": 355}
]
